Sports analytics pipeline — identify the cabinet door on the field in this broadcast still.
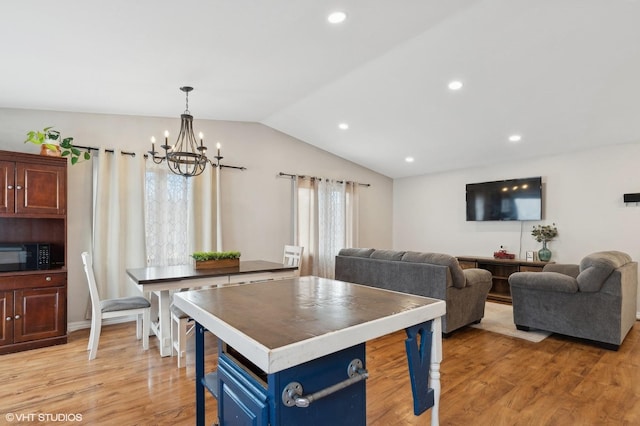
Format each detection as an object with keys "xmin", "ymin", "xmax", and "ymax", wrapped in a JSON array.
[
  {"xmin": 13, "ymin": 287, "xmax": 66, "ymax": 343},
  {"xmin": 0, "ymin": 291, "xmax": 14, "ymax": 346},
  {"xmin": 15, "ymin": 163, "xmax": 66, "ymax": 215},
  {"xmin": 218, "ymin": 357, "xmax": 269, "ymax": 426},
  {"xmin": 0, "ymin": 161, "xmax": 15, "ymax": 214}
]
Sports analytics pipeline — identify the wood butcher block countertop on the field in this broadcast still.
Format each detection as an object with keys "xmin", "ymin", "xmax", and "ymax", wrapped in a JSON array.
[{"xmin": 174, "ymin": 276, "xmax": 446, "ymax": 373}]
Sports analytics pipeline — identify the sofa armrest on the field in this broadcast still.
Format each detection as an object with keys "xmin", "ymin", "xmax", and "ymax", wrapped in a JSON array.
[
  {"xmin": 463, "ymin": 268, "xmax": 492, "ymax": 286},
  {"xmin": 542, "ymin": 263, "xmax": 579, "ymax": 278},
  {"xmin": 509, "ymin": 272, "xmax": 578, "ymax": 293}
]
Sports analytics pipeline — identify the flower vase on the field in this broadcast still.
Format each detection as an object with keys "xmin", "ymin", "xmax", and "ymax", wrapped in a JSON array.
[{"xmin": 538, "ymin": 240, "xmax": 552, "ymax": 262}]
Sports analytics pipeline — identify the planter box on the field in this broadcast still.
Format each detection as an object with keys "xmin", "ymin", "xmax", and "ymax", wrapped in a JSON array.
[{"xmin": 195, "ymin": 258, "xmax": 240, "ymax": 270}]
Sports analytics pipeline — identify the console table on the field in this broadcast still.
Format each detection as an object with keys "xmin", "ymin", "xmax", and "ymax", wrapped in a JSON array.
[
  {"xmin": 174, "ymin": 276, "xmax": 446, "ymax": 426},
  {"xmin": 457, "ymin": 256, "xmax": 549, "ymax": 303}
]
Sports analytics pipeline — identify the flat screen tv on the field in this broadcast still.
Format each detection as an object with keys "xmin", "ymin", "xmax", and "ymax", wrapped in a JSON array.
[{"xmin": 466, "ymin": 177, "xmax": 542, "ymax": 221}]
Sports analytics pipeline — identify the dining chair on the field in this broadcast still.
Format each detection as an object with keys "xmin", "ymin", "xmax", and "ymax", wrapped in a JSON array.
[
  {"xmin": 81, "ymin": 252, "xmax": 151, "ymax": 360},
  {"xmin": 170, "ymin": 302, "xmax": 194, "ymax": 368},
  {"xmin": 283, "ymin": 245, "xmax": 304, "ymax": 273}
]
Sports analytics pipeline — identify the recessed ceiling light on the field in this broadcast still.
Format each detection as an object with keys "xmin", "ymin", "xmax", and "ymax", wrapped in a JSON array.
[
  {"xmin": 328, "ymin": 11, "xmax": 347, "ymax": 24},
  {"xmin": 448, "ymin": 80, "xmax": 463, "ymax": 91},
  {"xmin": 405, "ymin": 157, "xmax": 415, "ymax": 163},
  {"xmin": 338, "ymin": 123, "xmax": 349, "ymax": 130},
  {"xmin": 508, "ymin": 134, "xmax": 522, "ymax": 142}
]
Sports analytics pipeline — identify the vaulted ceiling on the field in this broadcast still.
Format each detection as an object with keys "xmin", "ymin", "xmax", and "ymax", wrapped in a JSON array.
[{"xmin": 2, "ymin": 1, "xmax": 639, "ymax": 178}]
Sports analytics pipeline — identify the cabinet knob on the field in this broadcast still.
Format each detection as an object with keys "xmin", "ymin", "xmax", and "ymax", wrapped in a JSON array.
[
  {"xmin": 7, "ymin": 185, "xmax": 13, "ymax": 189},
  {"xmin": 16, "ymin": 185, "xmax": 23, "ymax": 190},
  {"xmin": 45, "ymin": 276, "xmax": 52, "ymax": 281},
  {"xmin": 14, "ymin": 314, "xmax": 20, "ymax": 319},
  {"xmin": 5, "ymin": 316, "xmax": 11, "ymax": 321}
]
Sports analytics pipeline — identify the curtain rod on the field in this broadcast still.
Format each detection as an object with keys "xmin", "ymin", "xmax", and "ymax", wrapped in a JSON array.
[
  {"xmin": 75, "ymin": 144, "xmax": 246, "ymax": 170},
  {"xmin": 278, "ymin": 172, "xmax": 370, "ymax": 187},
  {"xmin": 74, "ymin": 144, "xmax": 137, "ymax": 157}
]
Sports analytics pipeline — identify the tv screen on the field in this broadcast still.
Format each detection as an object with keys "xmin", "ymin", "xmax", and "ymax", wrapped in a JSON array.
[{"xmin": 466, "ymin": 177, "xmax": 542, "ymax": 221}]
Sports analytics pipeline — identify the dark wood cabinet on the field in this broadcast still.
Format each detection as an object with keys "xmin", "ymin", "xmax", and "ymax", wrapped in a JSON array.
[
  {"xmin": 0, "ymin": 157, "xmax": 66, "ymax": 216},
  {"xmin": 0, "ymin": 272, "xmax": 66, "ymax": 351},
  {"xmin": 0, "ymin": 150, "xmax": 67, "ymax": 354},
  {"xmin": 458, "ymin": 256, "xmax": 547, "ymax": 303}
]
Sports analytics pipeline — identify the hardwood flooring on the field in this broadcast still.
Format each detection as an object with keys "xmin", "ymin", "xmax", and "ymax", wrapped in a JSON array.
[{"xmin": 1, "ymin": 320, "xmax": 639, "ymax": 425}]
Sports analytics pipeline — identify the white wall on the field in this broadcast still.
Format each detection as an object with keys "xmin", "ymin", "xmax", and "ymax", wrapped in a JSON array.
[
  {"xmin": 0, "ymin": 108, "xmax": 393, "ymax": 323},
  {"xmin": 393, "ymin": 141, "xmax": 640, "ymax": 312}
]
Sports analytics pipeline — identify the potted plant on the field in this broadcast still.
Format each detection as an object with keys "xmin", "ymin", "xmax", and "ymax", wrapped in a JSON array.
[
  {"xmin": 191, "ymin": 251, "xmax": 241, "ymax": 269},
  {"xmin": 531, "ymin": 223, "xmax": 558, "ymax": 261},
  {"xmin": 25, "ymin": 126, "xmax": 90, "ymax": 164}
]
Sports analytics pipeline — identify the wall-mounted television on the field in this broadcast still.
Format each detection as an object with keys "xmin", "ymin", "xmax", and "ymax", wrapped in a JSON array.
[{"xmin": 466, "ymin": 177, "xmax": 542, "ymax": 221}]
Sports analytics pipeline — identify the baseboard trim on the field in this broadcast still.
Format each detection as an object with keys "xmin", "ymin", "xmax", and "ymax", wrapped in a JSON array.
[{"xmin": 68, "ymin": 316, "xmax": 139, "ymax": 333}]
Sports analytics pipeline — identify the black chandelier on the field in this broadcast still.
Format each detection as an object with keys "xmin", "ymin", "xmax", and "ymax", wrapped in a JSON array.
[{"xmin": 148, "ymin": 86, "xmax": 209, "ymax": 177}]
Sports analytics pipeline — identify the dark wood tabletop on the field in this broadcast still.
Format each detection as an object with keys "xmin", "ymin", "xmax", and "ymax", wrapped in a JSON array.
[{"xmin": 126, "ymin": 260, "xmax": 297, "ymax": 284}]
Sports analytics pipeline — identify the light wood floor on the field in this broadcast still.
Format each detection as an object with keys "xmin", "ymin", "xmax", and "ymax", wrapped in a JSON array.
[{"xmin": 1, "ymin": 320, "xmax": 639, "ymax": 425}]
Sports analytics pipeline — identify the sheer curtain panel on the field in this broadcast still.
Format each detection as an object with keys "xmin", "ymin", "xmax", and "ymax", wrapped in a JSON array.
[
  {"xmin": 144, "ymin": 161, "xmax": 215, "ymax": 267},
  {"xmin": 296, "ymin": 178, "xmax": 359, "ymax": 279}
]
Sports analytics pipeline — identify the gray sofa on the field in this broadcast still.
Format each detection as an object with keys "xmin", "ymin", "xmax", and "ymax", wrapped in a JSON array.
[
  {"xmin": 334, "ymin": 248, "xmax": 493, "ymax": 334},
  {"xmin": 509, "ymin": 251, "xmax": 638, "ymax": 350}
]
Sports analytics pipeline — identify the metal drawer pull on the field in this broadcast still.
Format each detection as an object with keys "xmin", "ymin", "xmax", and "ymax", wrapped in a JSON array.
[
  {"xmin": 282, "ymin": 359, "xmax": 368, "ymax": 408},
  {"xmin": 46, "ymin": 276, "xmax": 52, "ymax": 281},
  {"xmin": 16, "ymin": 185, "xmax": 22, "ymax": 190},
  {"xmin": 7, "ymin": 185, "xmax": 13, "ymax": 189},
  {"xmin": 14, "ymin": 315, "xmax": 20, "ymax": 319},
  {"xmin": 6, "ymin": 317, "xmax": 11, "ymax": 321}
]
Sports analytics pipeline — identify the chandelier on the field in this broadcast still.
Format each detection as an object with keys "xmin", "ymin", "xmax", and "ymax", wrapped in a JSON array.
[{"xmin": 148, "ymin": 86, "xmax": 209, "ymax": 177}]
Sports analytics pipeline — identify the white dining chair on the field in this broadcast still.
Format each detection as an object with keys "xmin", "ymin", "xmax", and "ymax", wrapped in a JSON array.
[
  {"xmin": 81, "ymin": 252, "xmax": 150, "ymax": 360},
  {"xmin": 170, "ymin": 302, "xmax": 194, "ymax": 368},
  {"xmin": 283, "ymin": 245, "xmax": 303, "ymax": 273}
]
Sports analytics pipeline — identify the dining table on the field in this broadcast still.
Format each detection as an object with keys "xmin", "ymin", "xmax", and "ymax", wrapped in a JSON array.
[{"xmin": 126, "ymin": 260, "xmax": 298, "ymax": 357}]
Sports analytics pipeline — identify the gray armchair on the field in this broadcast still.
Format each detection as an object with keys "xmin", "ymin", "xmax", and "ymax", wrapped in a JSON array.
[{"xmin": 508, "ymin": 251, "xmax": 637, "ymax": 350}]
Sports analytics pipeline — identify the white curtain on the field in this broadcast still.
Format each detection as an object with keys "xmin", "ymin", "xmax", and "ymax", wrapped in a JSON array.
[
  {"xmin": 297, "ymin": 178, "xmax": 359, "ymax": 278},
  {"xmin": 91, "ymin": 149, "xmax": 146, "ymax": 299},
  {"xmin": 144, "ymin": 161, "xmax": 215, "ymax": 267}
]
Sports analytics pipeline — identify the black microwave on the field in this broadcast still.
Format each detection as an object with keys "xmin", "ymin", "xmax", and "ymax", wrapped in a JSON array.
[{"xmin": 0, "ymin": 243, "xmax": 51, "ymax": 272}]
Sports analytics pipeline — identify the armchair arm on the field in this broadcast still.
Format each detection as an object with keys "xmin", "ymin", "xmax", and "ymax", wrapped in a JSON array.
[
  {"xmin": 542, "ymin": 263, "xmax": 580, "ymax": 278},
  {"xmin": 462, "ymin": 268, "xmax": 492, "ymax": 286},
  {"xmin": 508, "ymin": 272, "xmax": 578, "ymax": 293}
]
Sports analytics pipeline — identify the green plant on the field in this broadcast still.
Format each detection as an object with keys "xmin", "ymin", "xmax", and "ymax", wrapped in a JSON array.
[
  {"xmin": 25, "ymin": 126, "xmax": 90, "ymax": 165},
  {"xmin": 531, "ymin": 223, "xmax": 558, "ymax": 242},
  {"xmin": 191, "ymin": 251, "xmax": 241, "ymax": 261}
]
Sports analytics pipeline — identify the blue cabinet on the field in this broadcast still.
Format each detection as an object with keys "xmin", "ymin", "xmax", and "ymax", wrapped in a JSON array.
[
  {"xmin": 218, "ymin": 355, "xmax": 269, "ymax": 426},
  {"xmin": 214, "ymin": 340, "xmax": 366, "ymax": 426}
]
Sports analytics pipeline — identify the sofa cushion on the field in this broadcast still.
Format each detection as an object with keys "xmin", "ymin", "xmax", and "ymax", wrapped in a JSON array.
[
  {"xmin": 543, "ymin": 263, "xmax": 580, "ymax": 278},
  {"xmin": 577, "ymin": 251, "xmax": 632, "ymax": 292},
  {"xmin": 401, "ymin": 251, "xmax": 466, "ymax": 288},
  {"xmin": 370, "ymin": 249, "xmax": 406, "ymax": 261},
  {"xmin": 509, "ymin": 272, "xmax": 579, "ymax": 293},
  {"xmin": 337, "ymin": 248, "xmax": 375, "ymax": 258}
]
